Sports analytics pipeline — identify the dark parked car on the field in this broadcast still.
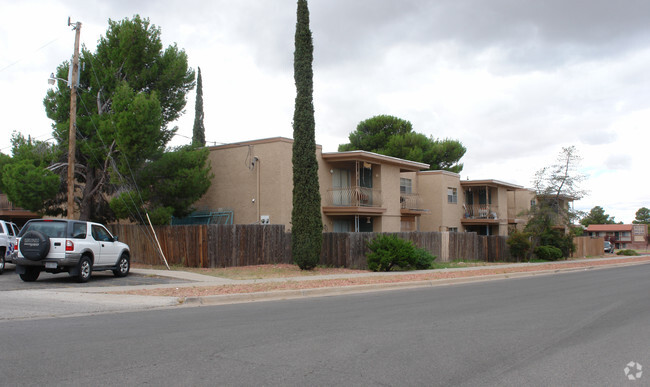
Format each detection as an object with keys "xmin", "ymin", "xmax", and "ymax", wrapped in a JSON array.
[{"xmin": 603, "ymin": 241, "xmax": 614, "ymax": 254}]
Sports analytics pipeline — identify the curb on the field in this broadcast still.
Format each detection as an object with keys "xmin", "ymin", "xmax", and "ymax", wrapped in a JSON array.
[{"xmin": 178, "ymin": 259, "xmax": 649, "ymax": 306}]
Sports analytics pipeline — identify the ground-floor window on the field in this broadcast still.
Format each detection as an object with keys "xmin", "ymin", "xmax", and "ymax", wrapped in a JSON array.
[
  {"xmin": 333, "ymin": 219, "xmax": 352, "ymax": 232},
  {"xmin": 332, "ymin": 216, "xmax": 374, "ymax": 232}
]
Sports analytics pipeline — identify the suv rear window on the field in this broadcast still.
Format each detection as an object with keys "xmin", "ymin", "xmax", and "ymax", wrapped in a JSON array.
[{"xmin": 21, "ymin": 221, "xmax": 68, "ymax": 238}]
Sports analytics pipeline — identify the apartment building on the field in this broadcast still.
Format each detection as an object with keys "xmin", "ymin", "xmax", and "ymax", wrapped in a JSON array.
[
  {"xmin": 586, "ymin": 224, "xmax": 648, "ymax": 250},
  {"xmin": 194, "ymin": 137, "xmax": 558, "ymax": 236}
]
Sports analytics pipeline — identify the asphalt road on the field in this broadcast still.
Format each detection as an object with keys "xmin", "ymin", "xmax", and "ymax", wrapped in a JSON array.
[
  {"xmin": 1, "ymin": 264, "xmax": 649, "ymax": 386},
  {"xmin": 0, "ymin": 264, "xmax": 189, "ymax": 290}
]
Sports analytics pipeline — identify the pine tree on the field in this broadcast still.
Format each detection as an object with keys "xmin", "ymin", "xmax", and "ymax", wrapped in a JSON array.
[
  {"xmin": 291, "ymin": 0, "xmax": 322, "ymax": 270},
  {"xmin": 192, "ymin": 67, "xmax": 206, "ymax": 147}
]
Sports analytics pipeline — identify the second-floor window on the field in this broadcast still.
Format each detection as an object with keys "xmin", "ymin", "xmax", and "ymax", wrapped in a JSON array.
[
  {"xmin": 400, "ymin": 178, "xmax": 412, "ymax": 194},
  {"xmin": 448, "ymin": 187, "xmax": 457, "ymax": 203}
]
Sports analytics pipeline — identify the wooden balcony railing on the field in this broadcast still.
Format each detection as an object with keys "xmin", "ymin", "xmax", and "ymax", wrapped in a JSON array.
[
  {"xmin": 325, "ymin": 186, "xmax": 382, "ymax": 207},
  {"xmin": 464, "ymin": 204, "xmax": 499, "ymax": 219}
]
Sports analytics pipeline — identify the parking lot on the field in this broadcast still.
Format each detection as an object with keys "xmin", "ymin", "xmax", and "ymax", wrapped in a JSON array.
[{"xmin": 0, "ymin": 264, "xmax": 189, "ymax": 291}]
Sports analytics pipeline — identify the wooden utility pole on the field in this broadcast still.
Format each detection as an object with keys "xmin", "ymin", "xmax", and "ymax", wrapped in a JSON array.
[{"xmin": 67, "ymin": 19, "xmax": 81, "ymax": 219}]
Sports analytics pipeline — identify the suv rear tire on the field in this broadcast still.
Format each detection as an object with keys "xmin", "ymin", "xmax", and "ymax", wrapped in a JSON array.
[
  {"xmin": 0, "ymin": 255, "xmax": 5, "ymax": 275},
  {"xmin": 19, "ymin": 267, "xmax": 40, "ymax": 282},
  {"xmin": 77, "ymin": 256, "xmax": 92, "ymax": 283}
]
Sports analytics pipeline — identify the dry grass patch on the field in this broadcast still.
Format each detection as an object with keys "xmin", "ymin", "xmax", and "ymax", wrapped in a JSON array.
[{"xmin": 122, "ymin": 256, "xmax": 650, "ymax": 298}]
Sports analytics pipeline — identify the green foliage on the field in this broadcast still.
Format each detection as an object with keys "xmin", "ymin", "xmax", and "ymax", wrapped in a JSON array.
[
  {"xmin": 2, "ymin": 160, "xmax": 60, "ymax": 212},
  {"xmin": 147, "ymin": 206, "xmax": 175, "ymax": 225},
  {"xmin": 0, "ymin": 152, "xmax": 11, "ymax": 192},
  {"xmin": 338, "ymin": 115, "xmax": 466, "ymax": 173},
  {"xmin": 366, "ymin": 234, "xmax": 435, "ymax": 271},
  {"xmin": 534, "ymin": 245, "xmax": 563, "ymax": 260},
  {"xmin": 616, "ymin": 249, "xmax": 639, "ymax": 256},
  {"xmin": 633, "ymin": 207, "xmax": 650, "ymax": 224},
  {"xmin": 506, "ymin": 231, "xmax": 531, "ymax": 261},
  {"xmin": 192, "ymin": 67, "xmax": 206, "ymax": 147},
  {"xmin": 41, "ymin": 15, "xmax": 196, "ymax": 221},
  {"xmin": 109, "ymin": 146, "xmax": 212, "ymax": 223},
  {"xmin": 291, "ymin": 0, "xmax": 322, "ymax": 270},
  {"xmin": 580, "ymin": 206, "xmax": 616, "ymax": 226},
  {"xmin": 339, "ymin": 115, "xmax": 413, "ymax": 152}
]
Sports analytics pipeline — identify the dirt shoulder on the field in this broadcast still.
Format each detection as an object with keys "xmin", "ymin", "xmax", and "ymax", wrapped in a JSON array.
[{"xmin": 120, "ymin": 256, "xmax": 650, "ymax": 298}]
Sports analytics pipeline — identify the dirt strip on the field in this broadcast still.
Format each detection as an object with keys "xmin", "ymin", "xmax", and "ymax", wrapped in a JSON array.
[{"xmin": 114, "ymin": 256, "xmax": 650, "ymax": 298}]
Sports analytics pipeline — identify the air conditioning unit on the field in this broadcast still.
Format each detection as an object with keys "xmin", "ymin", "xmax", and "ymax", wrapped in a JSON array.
[{"xmin": 260, "ymin": 215, "xmax": 270, "ymax": 225}]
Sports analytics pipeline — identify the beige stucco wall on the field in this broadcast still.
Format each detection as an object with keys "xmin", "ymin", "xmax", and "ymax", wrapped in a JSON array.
[
  {"xmin": 195, "ymin": 138, "xmax": 297, "ymax": 227},
  {"xmin": 415, "ymin": 171, "xmax": 464, "ymax": 232},
  {"xmin": 378, "ymin": 163, "xmax": 402, "ymax": 232},
  {"xmin": 508, "ymin": 189, "xmax": 535, "ymax": 231}
]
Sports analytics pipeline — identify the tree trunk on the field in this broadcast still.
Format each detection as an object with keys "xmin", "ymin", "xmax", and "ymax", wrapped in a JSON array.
[{"xmin": 79, "ymin": 167, "xmax": 96, "ymax": 221}]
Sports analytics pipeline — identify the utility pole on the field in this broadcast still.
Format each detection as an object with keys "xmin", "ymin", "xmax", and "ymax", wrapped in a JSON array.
[{"xmin": 67, "ymin": 18, "xmax": 81, "ymax": 219}]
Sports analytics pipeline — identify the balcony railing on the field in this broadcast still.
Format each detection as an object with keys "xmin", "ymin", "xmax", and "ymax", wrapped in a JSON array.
[
  {"xmin": 464, "ymin": 204, "xmax": 499, "ymax": 219},
  {"xmin": 325, "ymin": 186, "xmax": 382, "ymax": 207},
  {"xmin": 400, "ymin": 193, "xmax": 422, "ymax": 210}
]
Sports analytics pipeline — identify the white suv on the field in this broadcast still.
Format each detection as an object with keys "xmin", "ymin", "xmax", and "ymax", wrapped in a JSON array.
[
  {"xmin": 0, "ymin": 220, "xmax": 20, "ymax": 274},
  {"xmin": 15, "ymin": 219, "xmax": 130, "ymax": 283}
]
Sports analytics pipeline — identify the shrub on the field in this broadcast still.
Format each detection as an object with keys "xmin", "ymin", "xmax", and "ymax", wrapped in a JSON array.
[
  {"xmin": 534, "ymin": 245, "xmax": 563, "ymax": 260},
  {"xmin": 616, "ymin": 249, "xmax": 639, "ymax": 256},
  {"xmin": 366, "ymin": 234, "xmax": 435, "ymax": 271},
  {"xmin": 507, "ymin": 231, "xmax": 531, "ymax": 262},
  {"xmin": 413, "ymin": 247, "xmax": 435, "ymax": 270}
]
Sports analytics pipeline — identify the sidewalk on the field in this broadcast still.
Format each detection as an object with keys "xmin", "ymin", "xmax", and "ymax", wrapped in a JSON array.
[{"xmin": 72, "ymin": 255, "xmax": 650, "ymax": 306}]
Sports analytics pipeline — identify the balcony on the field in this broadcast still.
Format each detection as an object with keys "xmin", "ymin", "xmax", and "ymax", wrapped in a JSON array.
[
  {"xmin": 461, "ymin": 204, "xmax": 500, "ymax": 224},
  {"xmin": 400, "ymin": 193, "xmax": 428, "ymax": 215},
  {"xmin": 322, "ymin": 186, "xmax": 385, "ymax": 215}
]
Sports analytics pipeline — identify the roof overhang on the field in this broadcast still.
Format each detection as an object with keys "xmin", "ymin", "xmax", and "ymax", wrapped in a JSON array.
[
  {"xmin": 460, "ymin": 179, "xmax": 523, "ymax": 191},
  {"xmin": 322, "ymin": 151, "xmax": 429, "ymax": 172}
]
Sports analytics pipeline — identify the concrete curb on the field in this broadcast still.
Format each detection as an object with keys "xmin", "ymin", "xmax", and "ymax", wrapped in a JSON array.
[{"xmin": 178, "ymin": 259, "xmax": 650, "ymax": 306}]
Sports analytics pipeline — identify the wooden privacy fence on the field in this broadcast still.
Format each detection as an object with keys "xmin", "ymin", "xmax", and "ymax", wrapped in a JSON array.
[
  {"xmin": 572, "ymin": 236, "xmax": 603, "ymax": 258},
  {"xmin": 108, "ymin": 224, "xmax": 518, "ymax": 269}
]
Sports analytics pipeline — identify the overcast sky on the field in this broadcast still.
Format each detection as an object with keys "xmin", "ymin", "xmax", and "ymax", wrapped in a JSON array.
[{"xmin": 1, "ymin": 0, "xmax": 648, "ymax": 223}]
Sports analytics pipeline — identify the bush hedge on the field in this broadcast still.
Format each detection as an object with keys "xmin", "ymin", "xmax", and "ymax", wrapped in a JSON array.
[
  {"xmin": 616, "ymin": 249, "xmax": 639, "ymax": 256},
  {"xmin": 534, "ymin": 245, "xmax": 563, "ymax": 260},
  {"xmin": 366, "ymin": 234, "xmax": 436, "ymax": 271}
]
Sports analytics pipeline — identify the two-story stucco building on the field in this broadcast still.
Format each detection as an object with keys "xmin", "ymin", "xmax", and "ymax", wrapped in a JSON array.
[{"xmin": 193, "ymin": 137, "xmax": 558, "ymax": 236}]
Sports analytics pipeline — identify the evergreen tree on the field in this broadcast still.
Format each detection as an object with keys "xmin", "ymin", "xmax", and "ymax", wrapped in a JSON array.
[
  {"xmin": 192, "ymin": 67, "xmax": 206, "ymax": 147},
  {"xmin": 338, "ymin": 114, "xmax": 466, "ymax": 173},
  {"xmin": 41, "ymin": 15, "xmax": 196, "ymax": 222},
  {"xmin": 580, "ymin": 205, "xmax": 616, "ymax": 226},
  {"xmin": 291, "ymin": 0, "xmax": 322, "ymax": 270}
]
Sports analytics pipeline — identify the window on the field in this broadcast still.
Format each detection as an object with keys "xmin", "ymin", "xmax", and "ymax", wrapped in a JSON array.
[
  {"xmin": 92, "ymin": 225, "xmax": 113, "ymax": 242},
  {"xmin": 400, "ymin": 178, "xmax": 412, "ymax": 194},
  {"xmin": 530, "ymin": 199, "xmax": 536, "ymax": 207},
  {"xmin": 449, "ymin": 227, "xmax": 458, "ymax": 232},
  {"xmin": 72, "ymin": 222, "xmax": 87, "ymax": 239},
  {"xmin": 447, "ymin": 187, "xmax": 457, "ymax": 203}
]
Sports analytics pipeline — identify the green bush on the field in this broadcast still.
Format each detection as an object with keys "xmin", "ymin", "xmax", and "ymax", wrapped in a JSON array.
[
  {"xmin": 366, "ymin": 234, "xmax": 435, "ymax": 271},
  {"xmin": 413, "ymin": 247, "xmax": 435, "ymax": 270},
  {"xmin": 507, "ymin": 231, "xmax": 531, "ymax": 261},
  {"xmin": 616, "ymin": 249, "xmax": 639, "ymax": 256},
  {"xmin": 534, "ymin": 245, "xmax": 563, "ymax": 260}
]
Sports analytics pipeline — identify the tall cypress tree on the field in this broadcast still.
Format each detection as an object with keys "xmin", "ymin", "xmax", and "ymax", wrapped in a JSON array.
[
  {"xmin": 192, "ymin": 67, "xmax": 205, "ymax": 147},
  {"xmin": 291, "ymin": 0, "xmax": 322, "ymax": 270}
]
